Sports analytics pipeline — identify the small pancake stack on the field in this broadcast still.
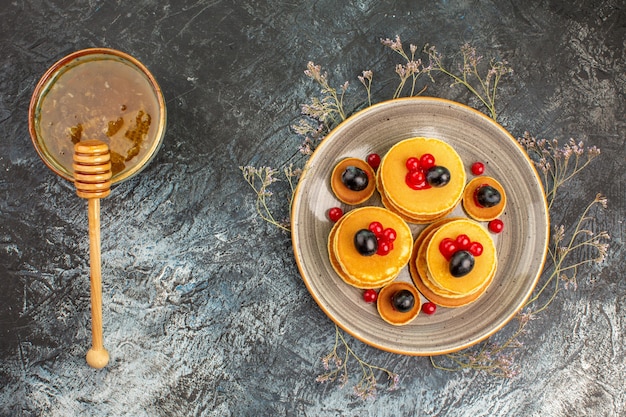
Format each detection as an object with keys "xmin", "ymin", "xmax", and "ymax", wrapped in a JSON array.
[
  {"xmin": 409, "ymin": 218, "xmax": 497, "ymax": 308},
  {"xmin": 377, "ymin": 137, "xmax": 466, "ymax": 223},
  {"xmin": 328, "ymin": 206, "xmax": 413, "ymax": 289}
]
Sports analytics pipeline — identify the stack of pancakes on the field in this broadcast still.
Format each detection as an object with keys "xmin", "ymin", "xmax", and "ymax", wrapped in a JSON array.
[
  {"xmin": 328, "ymin": 206, "xmax": 413, "ymax": 289},
  {"xmin": 409, "ymin": 218, "xmax": 497, "ymax": 308},
  {"xmin": 327, "ymin": 136, "xmax": 503, "ymax": 320},
  {"xmin": 377, "ymin": 137, "xmax": 466, "ymax": 223}
]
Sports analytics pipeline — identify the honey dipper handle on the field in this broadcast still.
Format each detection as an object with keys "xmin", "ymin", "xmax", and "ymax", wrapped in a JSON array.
[{"xmin": 85, "ymin": 197, "xmax": 109, "ymax": 369}]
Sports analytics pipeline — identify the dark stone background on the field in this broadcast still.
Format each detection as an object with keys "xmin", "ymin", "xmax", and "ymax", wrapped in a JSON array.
[{"xmin": 0, "ymin": 0, "xmax": 624, "ymax": 415}]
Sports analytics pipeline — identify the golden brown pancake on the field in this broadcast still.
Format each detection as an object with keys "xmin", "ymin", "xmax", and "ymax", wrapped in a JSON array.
[
  {"xmin": 425, "ymin": 219, "xmax": 496, "ymax": 295},
  {"xmin": 378, "ymin": 137, "xmax": 466, "ymax": 218},
  {"xmin": 330, "ymin": 157, "xmax": 376, "ymax": 205},
  {"xmin": 462, "ymin": 176, "xmax": 507, "ymax": 221},
  {"xmin": 377, "ymin": 281, "xmax": 421, "ymax": 325},
  {"xmin": 330, "ymin": 206, "xmax": 412, "ymax": 288}
]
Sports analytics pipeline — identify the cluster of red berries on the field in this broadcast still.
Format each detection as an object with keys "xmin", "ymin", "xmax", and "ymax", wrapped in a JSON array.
[
  {"xmin": 439, "ymin": 234, "xmax": 483, "ymax": 261},
  {"xmin": 368, "ymin": 221, "xmax": 397, "ymax": 256},
  {"xmin": 405, "ymin": 154, "xmax": 435, "ymax": 190}
]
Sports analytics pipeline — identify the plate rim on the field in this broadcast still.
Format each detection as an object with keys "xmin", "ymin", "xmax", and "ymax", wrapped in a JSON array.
[{"xmin": 291, "ymin": 96, "xmax": 550, "ymax": 356}]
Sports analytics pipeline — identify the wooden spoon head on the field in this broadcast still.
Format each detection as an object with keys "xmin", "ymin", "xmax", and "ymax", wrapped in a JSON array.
[{"xmin": 73, "ymin": 139, "xmax": 112, "ymax": 199}]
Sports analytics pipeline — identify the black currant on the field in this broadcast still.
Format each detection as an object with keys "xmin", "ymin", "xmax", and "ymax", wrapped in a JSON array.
[
  {"xmin": 342, "ymin": 166, "xmax": 369, "ymax": 191},
  {"xmin": 426, "ymin": 165, "xmax": 451, "ymax": 187},
  {"xmin": 475, "ymin": 185, "xmax": 501, "ymax": 207},
  {"xmin": 391, "ymin": 290, "xmax": 415, "ymax": 312},
  {"xmin": 449, "ymin": 250, "xmax": 475, "ymax": 277},
  {"xmin": 354, "ymin": 229, "xmax": 378, "ymax": 256}
]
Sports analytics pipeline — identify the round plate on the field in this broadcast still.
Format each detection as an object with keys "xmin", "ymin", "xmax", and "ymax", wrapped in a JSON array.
[{"xmin": 291, "ymin": 97, "xmax": 549, "ymax": 356}]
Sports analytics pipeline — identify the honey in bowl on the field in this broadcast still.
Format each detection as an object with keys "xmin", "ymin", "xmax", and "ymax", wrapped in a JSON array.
[{"xmin": 29, "ymin": 48, "xmax": 166, "ymax": 183}]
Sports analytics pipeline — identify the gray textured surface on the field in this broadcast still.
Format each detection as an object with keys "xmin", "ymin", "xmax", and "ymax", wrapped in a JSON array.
[{"xmin": 1, "ymin": 0, "xmax": 624, "ymax": 416}]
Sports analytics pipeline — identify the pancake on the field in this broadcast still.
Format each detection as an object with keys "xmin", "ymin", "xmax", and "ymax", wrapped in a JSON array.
[
  {"xmin": 378, "ymin": 137, "xmax": 466, "ymax": 218},
  {"xmin": 330, "ymin": 157, "xmax": 376, "ymax": 205},
  {"xmin": 425, "ymin": 219, "xmax": 496, "ymax": 295},
  {"xmin": 330, "ymin": 206, "xmax": 412, "ymax": 288},
  {"xmin": 462, "ymin": 176, "xmax": 507, "ymax": 221},
  {"xmin": 377, "ymin": 281, "xmax": 421, "ymax": 325}
]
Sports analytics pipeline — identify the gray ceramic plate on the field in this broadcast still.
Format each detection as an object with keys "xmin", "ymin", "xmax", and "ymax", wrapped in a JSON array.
[{"xmin": 291, "ymin": 97, "xmax": 549, "ymax": 356}]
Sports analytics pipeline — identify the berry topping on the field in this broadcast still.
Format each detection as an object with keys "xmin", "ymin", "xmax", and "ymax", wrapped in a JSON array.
[
  {"xmin": 471, "ymin": 162, "xmax": 485, "ymax": 175},
  {"xmin": 405, "ymin": 154, "xmax": 445, "ymax": 190},
  {"xmin": 426, "ymin": 165, "xmax": 451, "ymax": 187},
  {"xmin": 341, "ymin": 166, "xmax": 369, "ymax": 191},
  {"xmin": 468, "ymin": 241, "xmax": 484, "ymax": 256},
  {"xmin": 366, "ymin": 153, "xmax": 381, "ymax": 170},
  {"xmin": 377, "ymin": 240, "xmax": 392, "ymax": 256},
  {"xmin": 368, "ymin": 221, "xmax": 384, "ymax": 236},
  {"xmin": 407, "ymin": 170, "xmax": 426, "ymax": 185},
  {"xmin": 354, "ymin": 229, "xmax": 378, "ymax": 256},
  {"xmin": 366, "ymin": 221, "xmax": 397, "ymax": 256},
  {"xmin": 391, "ymin": 290, "xmax": 415, "ymax": 313},
  {"xmin": 405, "ymin": 169, "xmax": 430, "ymax": 190},
  {"xmin": 455, "ymin": 234, "xmax": 471, "ymax": 250},
  {"xmin": 488, "ymin": 219, "xmax": 504, "ymax": 234},
  {"xmin": 382, "ymin": 228, "xmax": 397, "ymax": 242},
  {"xmin": 420, "ymin": 153, "xmax": 436, "ymax": 170},
  {"xmin": 363, "ymin": 289, "xmax": 378, "ymax": 303},
  {"xmin": 440, "ymin": 234, "xmax": 483, "ymax": 262},
  {"xmin": 475, "ymin": 184, "xmax": 502, "ymax": 208},
  {"xmin": 439, "ymin": 238, "xmax": 458, "ymax": 261},
  {"xmin": 406, "ymin": 157, "xmax": 421, "ymax": 172},
  {"xmin": 449, "ymin": 250, "xmax": 475, "ymax": 277},
  {"xmin": 422, "ymin": 302, "xmax": 437, "ymax": 315},
  {"xmin": 328, "ymin": 207, "xmax": 343, "ymax": 222}
]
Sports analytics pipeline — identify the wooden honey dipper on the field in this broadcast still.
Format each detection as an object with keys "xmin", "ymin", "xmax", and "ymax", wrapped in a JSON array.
[{"xmin": 73, "ymin": 139, "xmax": 112, "ymax": 369}]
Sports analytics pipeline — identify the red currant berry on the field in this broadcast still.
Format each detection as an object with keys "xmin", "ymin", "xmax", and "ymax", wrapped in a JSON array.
[
  {"xmin": 368, "ymin": 221, "xmax": 384, "ymax": 236},
  {"xmin": 406, "ymin": 170, "xmax": 425, "ymax": 185},
  {"xmin": 488, "ymin": 219, "xmax": 504, "ymax": 233},
  {"xmin": 367, "ymin": 153, "xmax": 381, "ymax": 170},
  {"xmin": 377, "ymin": 240, "xmax": 391, "ymax": 256},
  {"xmin": 328, "ymin": 207, "xmax": 343, "ymax": 222},
  {"xmin": 382, "ymin": 228, "xmax": 397, "ymax": 242},
  {"xmin": 468, "ymin": 241, "xmax": 483, "ymax": 256},
  {"xmin": 439, "ymin": 238, "xmax": 458, "ymax": 260},
  {"xmin": 363, "ymin": 289, "xmax": 378, "ymax": 303},
  {"xmin": 471, "ymin": 162, "xmax": 485, "ymax": 175},
  {"xmin": 406, "ymin": 157, "xmax": 420, "ymax": 172},
  {"xmin": 455, "ymin": 234, "xmax": 471, "ymax": 250},
  {"xmin": 422, "ymin": 302, "xmax": 437, "ymax": 315},
  {"xmin": 420, "ymin": 153, "xmax": 436, "ymax": 170}
]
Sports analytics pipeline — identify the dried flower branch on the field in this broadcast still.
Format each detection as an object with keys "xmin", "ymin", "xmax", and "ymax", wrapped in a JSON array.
[
  {"xmin": 518, "ymin": 132, "xmax": 601, "ymax": 210},
  {"xmin": 527, "ymin": 193, "xmax": 609, "ymax": 311},
  {"xmin": 292, "ymin": 62, "xmax": 352, "ymax": 155},
  {"xmin": 358, "ymin": 70, "xmax": 373, "ymax": 107},
  {"xmin": 240, "ymin": 164, "xmax": 300, "ymax": 232},
  {"xmin": 381, "ymin": 36, "xmax": 431, "ymax": 98},
  {"xmin": 303, "ymin": 61, "xmax": 348, "ymax": 123},
  {"xmin": 316, "ymin": 324, "xmax": 399, "ymax": 399},
  {"xmin": 425, "ymin": 43, "xmax": 513, "ymax": 120}
]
